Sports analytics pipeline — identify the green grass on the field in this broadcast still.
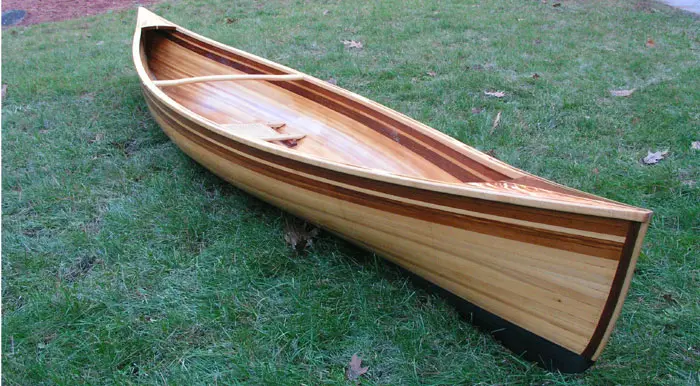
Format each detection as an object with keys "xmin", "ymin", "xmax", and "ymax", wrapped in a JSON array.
[{"xmin": 2, "ymin": 0, "xmax": 699, "ymax": 384}]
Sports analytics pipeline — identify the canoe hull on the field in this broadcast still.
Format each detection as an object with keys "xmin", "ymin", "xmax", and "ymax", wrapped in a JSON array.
[{"xmin": 141, "ymin": 82, "xmax": 647, "ymax": 372}]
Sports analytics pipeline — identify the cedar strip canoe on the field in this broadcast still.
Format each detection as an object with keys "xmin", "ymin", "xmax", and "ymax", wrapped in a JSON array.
[{"xmin": 133, "ymin": 8, "xmax": 652, "ymax": 373}]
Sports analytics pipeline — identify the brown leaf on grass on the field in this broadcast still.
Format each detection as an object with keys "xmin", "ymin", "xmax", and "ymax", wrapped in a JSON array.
[
  {"xmin": 426, "ymin": 71, "xmax": 436, "ymax": 77},
  {"xmin": 1, "ymin": 84, "xmax": 7, "ymax": 100},
  {"xmin": 323, "ymin": 9, "xmax": 330, "ymax": 15},
  {"xmin": 642, "ymin": 149, "xmax": 668, "ymax": 165},
  {"xmin": 471, "ymin": 107, "xmax": 484, "ymax": 114},
  {"xmin": 327, "ymin": 77, "xmax": 338, "ymax": 85},
  {"xmin": 662, "ymin": 293, "xmax": 678, "ymax": 304},
  {"xmin": 342, "ymin": 40, "xmax": 363, "ymax": 49},
  {"xmin": 225, "ymin": 17, "xmax": 237, "ymax": 24},
  {"xmin": 691, "ymin": 141, "xmax": 700, "ymax": 150},
  {"xmin": 490, "ymin": 111, "xmax": 502, "ymax": 134},
  {"xmin": 552, "ymin": 2, "xmax": 561, "ymax": 7},
  {"xmin": 645, "ymin": 38, "xmax": 655, "ymax": 48},
  {"xmin": 610, "ymin": 89, "xmax": 636, "ymax": 97},
  {"xmin": 346, "ymin": 354, "xmax": 369, "ymax": 381},
  {"xmin": 484, "ymin": 91, "xmax": 505, "ymax": 98},
  {"xmin": 284, "ymin": 217, "xmax": 320, "ymax": 254},
  {"xmin": 592, "ymin": 167, "xmax": 600, "ymax": 175},
  {"xmin": 485, "ymin": 149, "xmax": 498, "ymax": 158},
  {"xmin": 532, "ymin": 73, "xmax": 541, "ymax": 80}
]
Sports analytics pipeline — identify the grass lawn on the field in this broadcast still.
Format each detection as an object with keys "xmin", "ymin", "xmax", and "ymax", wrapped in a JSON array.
[{"xmin": 2, "ymin": 0, "xmax": 699, "ymax": 384}]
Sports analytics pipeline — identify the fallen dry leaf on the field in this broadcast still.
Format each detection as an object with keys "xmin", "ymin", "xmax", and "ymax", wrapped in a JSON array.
[
  {"xmin": 642, "ymin": 150, "xmax": 668, "ymax": 165},
  {"xmin": 484, "ymin": 91, "xmax": 506, "ymax": 98},
  {"xmin": 490, "ymin": 111, "xmax": 502, "ymax": 134},
  {"xmin": 346, "ymin": 354, "xmax": 369, "ymax": 381},
  {"xmin": 1, "ymin": 84, "xmax": 7, "ymax": 100},
  {"xmin": 691, "ymin": 141, "xmax": 700, "ymax": 150},
  {"xmin": 662, "ymin": 293, "xmax": 678, "ymax": 304},
  {"xmin": 471, "ymin": 107, "xmax": 484, "ymax": 114},
  {"xmin": 225, "ymin": 17, "xmax": 237, "ymax": 24},
  {"xmin": 426, "ymin": 71, "xmax": 436, "ymax": 77},
  {"xmin": 327, "ymin": 77, "xmax": 338, "ymax": 85},
  {"xmin": 342, "ymin": 40, "xmax": 363, "ymax": 49},
  {"xmin": 323, "ymin": 9, "xmax": 330, "ymax": 15},
  {"xmin": 284, "ymin": 217, "xmax": 320, "ymax": 254},
  {"xmin": 610, "ymin": 89, "xmax": 636, "ymax": 97},
  {"xmin": 592, "ymin": 167, "xmax": 600, "ymax": 175},
  {"xmin": 646, "ymin": 38, "xmax": 655, "ymax": 48},
  {"xmin": 532, "ymin": 73, "xmax": 540, "ymax": 80},
  {"xmin": 552, "ymin": 2, "xmax": 561, "ymax": 7}
]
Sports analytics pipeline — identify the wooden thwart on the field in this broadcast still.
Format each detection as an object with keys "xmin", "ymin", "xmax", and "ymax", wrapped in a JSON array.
[
  {"xmin": 218, "ymin": 123, "xmax": 305, "ymax": 142},
  {"xmin": 153, "ymin": 74, "xmax": 305, "ymax": 87}
]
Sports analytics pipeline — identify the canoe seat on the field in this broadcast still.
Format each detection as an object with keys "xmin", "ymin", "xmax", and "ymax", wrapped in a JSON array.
[{"xmin": 218, "ymin": 123, "xmax": 306, "ymax": 142}]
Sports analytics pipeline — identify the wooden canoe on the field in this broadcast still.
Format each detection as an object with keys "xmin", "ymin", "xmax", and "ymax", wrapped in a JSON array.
[{"xmin": 133, "ymin": 8, "xmax": 652, "ymax": 372}]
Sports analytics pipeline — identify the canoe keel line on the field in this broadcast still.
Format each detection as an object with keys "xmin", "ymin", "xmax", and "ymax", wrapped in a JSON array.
[{"xmin": 133, "ymin": 8, "xmax": 652, "ymax": 373}]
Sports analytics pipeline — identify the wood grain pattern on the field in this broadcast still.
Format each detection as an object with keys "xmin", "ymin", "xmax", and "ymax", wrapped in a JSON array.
[
  {"xmin": 153, "ymin": 73, "xmax": 305, "ymax": 87},
  {"xmin": 132, "ymin": 8, "xmax": 653, "ymax": 367}
]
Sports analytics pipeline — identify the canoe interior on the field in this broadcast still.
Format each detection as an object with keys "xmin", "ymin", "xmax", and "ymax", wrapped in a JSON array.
[{"xmin": 141, "ymin": 29, "xmax": 515, "ymax": 184}]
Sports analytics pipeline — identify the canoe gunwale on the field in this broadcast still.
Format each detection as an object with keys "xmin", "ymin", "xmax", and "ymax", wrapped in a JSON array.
[{"xmin": 132, "ymin": 12, "xmax": 651, "ymax": 223}]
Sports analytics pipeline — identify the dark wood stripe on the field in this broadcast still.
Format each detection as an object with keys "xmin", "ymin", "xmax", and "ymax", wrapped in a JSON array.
[
  {"xmin": 160, "ymin": 30, "xmax": 509, "ymax": 182},
  {"xmin": 580, "ymin": 221, "xmax": 641, "ymax": 358},
  {"xmin": 144, "ymin": 89, "xmax": 625, "ymax": 260}
]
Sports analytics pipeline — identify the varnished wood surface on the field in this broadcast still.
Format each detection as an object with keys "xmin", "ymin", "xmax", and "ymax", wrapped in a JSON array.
[
  {"xmin": 133, "ymin": 8, "xmax": 652, "ymax": 363},
  {"xmin": 153, "ymin": 73, "xmax": 305, "ymax": 87}
]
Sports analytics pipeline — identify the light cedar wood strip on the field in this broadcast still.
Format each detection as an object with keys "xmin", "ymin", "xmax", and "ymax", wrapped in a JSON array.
[
  {"xmin": 155, "ymin": 114, "xmax": 601, "ymax": 352},
  {"xmin": 153, "ymin": 73, "xmax": 305, "ymax": 87},
  {"xmin": 145, "ymin": 90, "xmax": 625, "ymax": 261}
]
